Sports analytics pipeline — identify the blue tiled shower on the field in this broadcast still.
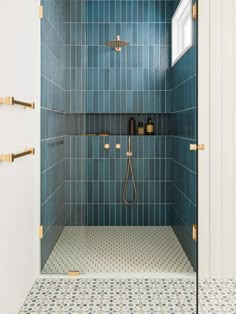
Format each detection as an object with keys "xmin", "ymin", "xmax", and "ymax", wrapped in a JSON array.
[{"xmin": 41, "ymin": 0, "xmax": 197, "ymax": 270}]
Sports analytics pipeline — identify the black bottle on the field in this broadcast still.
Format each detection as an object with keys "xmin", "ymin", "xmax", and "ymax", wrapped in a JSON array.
[{"xmin": 129, "ymin": 117, "xmax": 136, "ymax": 135}]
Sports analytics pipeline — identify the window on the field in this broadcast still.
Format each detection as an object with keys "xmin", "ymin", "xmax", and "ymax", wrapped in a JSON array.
[{"xmin": 172, "ymin": 0, "xmax": 192, "ymax": 66}]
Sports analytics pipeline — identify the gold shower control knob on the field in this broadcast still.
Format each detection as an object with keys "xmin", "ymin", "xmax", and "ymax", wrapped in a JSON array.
[
  {"xmin": 104, "ymin": 144, "xmax": 110, "ymax": 150},
  {"xmin": 116, "ymin": 144, "xmax": 121, "ymax": 150}
]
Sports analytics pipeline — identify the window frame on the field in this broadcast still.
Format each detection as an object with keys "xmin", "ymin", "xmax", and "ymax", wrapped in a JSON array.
[{"xmin": 171, "ymin": 0, "xmax": 193, "ymax": 66}]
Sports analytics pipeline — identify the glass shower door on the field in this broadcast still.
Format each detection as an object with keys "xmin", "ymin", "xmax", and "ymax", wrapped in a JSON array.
[{"xmin": 39, "ymin": 0, "xmax": 198, "ymax": 311}]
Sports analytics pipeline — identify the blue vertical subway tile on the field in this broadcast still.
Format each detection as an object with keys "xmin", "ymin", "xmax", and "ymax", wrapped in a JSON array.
[
  {"xmin": 132, "ymin": 2, "xmax": 138, "ymax": 23},
  {"xmin": 121, "ymin": 1, "xmax": 127, "ymax": 23},
  {"xmin": 116, "ymin": 204, "xmax": 121, "ymax": 226},
  {"xmin": 110, "ymin": 1, "xmax": 115, "ymax": 22}
]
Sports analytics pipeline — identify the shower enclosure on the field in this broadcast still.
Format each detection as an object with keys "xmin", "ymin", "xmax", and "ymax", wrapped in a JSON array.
[{"xmin": 40, "ymin": 0, "xmax": 197, "ymax": 308}]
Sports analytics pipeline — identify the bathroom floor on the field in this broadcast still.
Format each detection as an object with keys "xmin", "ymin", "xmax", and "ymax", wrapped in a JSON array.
[
  {"xmin": 20, "ymin": 278, "xmax": 196, "ymax": 314},
  {"xmin": 42, "ymin": 226, "xmax": 194, "ymax": 274},
  {"xmin": 20, "ymin": 278, "xmax": 236, "ymax": 313}
]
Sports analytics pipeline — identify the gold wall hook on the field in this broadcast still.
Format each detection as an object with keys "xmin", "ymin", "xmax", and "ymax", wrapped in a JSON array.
[
  {"xmin": 104, "ymin": 144, "xmax": 110, "ymax": 150},
  {"xmin": 116, "ymin": 144, "xmax": 121, "ymax": 150}
]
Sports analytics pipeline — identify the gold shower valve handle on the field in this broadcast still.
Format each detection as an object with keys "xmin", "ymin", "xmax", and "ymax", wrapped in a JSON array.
[
  {"xmin": 116, "ymin": 144, "xmax": 121, "ymax": 150},
  {"xmin": 127, "ymin": 152, "xmax": 132, "ymax": 157},
  {"xmin": 104, "ymin": 144, "xmax": 110, "ymax": 150}
]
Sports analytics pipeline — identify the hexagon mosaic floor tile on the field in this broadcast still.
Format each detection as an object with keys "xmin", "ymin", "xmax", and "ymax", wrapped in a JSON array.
[{"xmin": 42, "ymin": 226, "xmax": 194, "ymax": 274}]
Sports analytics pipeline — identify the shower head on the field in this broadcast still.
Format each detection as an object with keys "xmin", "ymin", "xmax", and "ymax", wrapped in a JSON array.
[{"xmin": 106, "ymin": 35, "xmax": 129, "ymax": 52}]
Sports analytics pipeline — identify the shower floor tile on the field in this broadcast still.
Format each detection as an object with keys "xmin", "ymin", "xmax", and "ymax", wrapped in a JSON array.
[{"xmin": 42, "ymin": 226, "xmax": 194, "ymax": 274}]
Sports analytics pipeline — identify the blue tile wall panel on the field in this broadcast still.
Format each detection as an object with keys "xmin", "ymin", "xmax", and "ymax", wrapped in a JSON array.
[
  {"xmin": 40, "ymin": 0, "xmax": 65, "ymax": 269},
  {"xmin": 64, "ymin": 0, "xmax": 172, "ymax": 114},
  {"xmin": 65, "ymin": 135, "xmax": 173, "ymax": 226}
]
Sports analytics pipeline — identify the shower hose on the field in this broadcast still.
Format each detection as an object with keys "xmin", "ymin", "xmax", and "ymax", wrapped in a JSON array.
[{"xmin": 123, "ymin": 137, "xmax": 137, "ymax": 205}]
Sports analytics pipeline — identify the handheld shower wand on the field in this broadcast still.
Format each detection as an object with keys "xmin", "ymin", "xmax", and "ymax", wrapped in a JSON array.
[{"xmin": 123, "ymin": 137, "xmax": 137, "ymax": 205}]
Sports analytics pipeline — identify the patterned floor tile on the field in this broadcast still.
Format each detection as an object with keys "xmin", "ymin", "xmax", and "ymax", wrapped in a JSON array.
[
  {"xmin": 42, "ymin": 226, "xmax": 194, "ymax": 273},
  {"xmin": 20, "ymin": 278, "xmax": 236, "ymax": 314}
]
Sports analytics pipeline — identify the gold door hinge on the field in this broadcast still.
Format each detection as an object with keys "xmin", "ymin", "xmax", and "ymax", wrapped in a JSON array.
[
  {"xmin": 192, "ymin": 3, "xmax": 197, "ymax": 20},
  {"xmin": 39, "ymin": 226, "xmax": 44, "ymax": 239},
  {"xmin": 190, "ymin": 144, "xmax": 205, "ymax": 151},
  {"xmin": 39, "ymin": 5, "xmax": 44, "ymax": 19},
  {"xmin": 192, "ymin": 224, "xmax": 197, "ymax": 241},
  {"xmin": 68, "ymin": 271, "xmax": 80, "ymax": 277}
]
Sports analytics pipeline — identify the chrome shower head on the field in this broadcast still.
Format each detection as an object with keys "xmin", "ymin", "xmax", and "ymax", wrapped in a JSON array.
[{"xmin": 106, "ymin": 35, "xmax": 129, "ymax": 52}]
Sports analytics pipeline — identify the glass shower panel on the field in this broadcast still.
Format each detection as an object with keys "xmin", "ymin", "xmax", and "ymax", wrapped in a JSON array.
[{"xmin": 40, "ymin": 0, "xmax": 198, "ymax": 312}]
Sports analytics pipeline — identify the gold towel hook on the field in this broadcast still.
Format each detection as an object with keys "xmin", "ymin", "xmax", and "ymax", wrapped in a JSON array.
[
  {"xmin": 0, "ymin": 148, "xmax": 35, "ymax": 163},
  {"xmin": 0, "ymin": 97, "xmax": 35, "ymax": 109}
]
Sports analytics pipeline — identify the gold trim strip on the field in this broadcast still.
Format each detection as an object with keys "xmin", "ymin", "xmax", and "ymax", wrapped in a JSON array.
[
  {"xmin": 39, "ymin": 226, "xmax": 44, "ymax": 239},
  {"xmin": 0, "ymin": 148, "xmax": 35, "ymax": 163},
  {"xmin": 68, "ymin": 271, "xmax": 80, "ymax": 277},
  {"xmin": 192, "ymin": 224, "xmax": 197, "ymax": 241},
  {"xmin": 0, "ymin": 97, "xmax": 35, "ymax": 109},
  {"xmin": 192, "ymin": 3, "xmax": 197, "ymax": 20},
  {"xmin": 39, "ymin": 5, "xmax": 44, "ymax": 19}
]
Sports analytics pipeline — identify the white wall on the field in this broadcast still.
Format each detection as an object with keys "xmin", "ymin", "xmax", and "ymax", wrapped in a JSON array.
[
  {"xmin": 0, "ymin": 1, "xmax": 40, "ymax": 313},
  {"xmin": 199, "ymin": 0, "xmax": 236, "ymax": 278}
]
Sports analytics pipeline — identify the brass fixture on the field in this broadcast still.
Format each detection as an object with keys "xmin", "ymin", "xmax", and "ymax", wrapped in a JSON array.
[
  {"xmin": 68, "ymin": 271, "xmax": 80, "ymax": 277},
  {"xmin": 39, "ymin": 226, "xmax": 44, "ymax": 239},
  {"xmin": 0, "ymin": 148, "xmax": 35, "ymax": 163},
  {"xmin": 106, "ymin": 35, "xmax": 129, "ymax": 52},
  {"xmin": 190, "ymin": 144, "xmax": 205, "ymax": 151},
  {"xmin": 104, "ymin": 144, "xmax": 110, "ymax": 150},
  {"xmin": 123, "ymin": 137, "xmax": 137, "ymax": 205},
  {"xmin": 39, "ymin": 5, "xmax": 44, "ymax": 19},
  {"xmin": 0, "ymin": 97, "xmax": 35, "ymax": 109},
  {"xmin": 192, "ymin": 3, "xmax": 197, "ymax": 20},
  {"xmin": 192, "ymin": 224, "xmax": 197, "ymax": 241},
  {"xmin": 116, "ymin": 144, "xmax": 121, "ymax": 150}
]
